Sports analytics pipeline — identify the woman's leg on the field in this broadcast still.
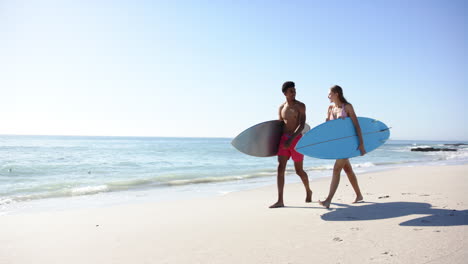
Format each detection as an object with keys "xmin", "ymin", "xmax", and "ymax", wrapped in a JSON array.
[
  {"xmin": 343, "ymin": 160, "xmax": 363, "ymax": 203},
  {"xmin": 319, "ymin": 159, "xmax": 347, "ymax": 208}
]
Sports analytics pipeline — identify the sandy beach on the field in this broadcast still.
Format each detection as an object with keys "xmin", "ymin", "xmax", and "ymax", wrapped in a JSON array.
[{"xmin": 0, "ymin": 164, "xmax": 467, "ymax": 264}]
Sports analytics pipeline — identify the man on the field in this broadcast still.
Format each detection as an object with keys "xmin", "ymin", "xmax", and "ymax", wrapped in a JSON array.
[{"xmin": 270, "ymin": 81, "xmax": 312, "ymax": 208}]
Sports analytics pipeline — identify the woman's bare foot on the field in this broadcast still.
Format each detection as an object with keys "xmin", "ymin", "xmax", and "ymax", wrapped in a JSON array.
[
  {"xmin": 319, "ymin": 199, "xmax": 331, "ymax": 209},
  {"xmin": 269, "ymin": 201, "xmax": 284, "ymax": 208},
  {"xmin": 353, "ymin": 195, "xmax": 364, "ymax": 203},
  {"xmin": 306, "ymin": 190, "xmax": 312, "ymax": 203}
]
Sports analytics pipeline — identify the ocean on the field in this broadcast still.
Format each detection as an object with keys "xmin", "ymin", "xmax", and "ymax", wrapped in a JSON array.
[{"xmin": 1, "ymin": 135, "xmax": 467, "ymax": 215}]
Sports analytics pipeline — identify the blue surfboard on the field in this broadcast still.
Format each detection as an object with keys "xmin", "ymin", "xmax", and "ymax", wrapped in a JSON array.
[{"xmin": 296, "ymin": 117, "xmax": 390, "ymax": 159}]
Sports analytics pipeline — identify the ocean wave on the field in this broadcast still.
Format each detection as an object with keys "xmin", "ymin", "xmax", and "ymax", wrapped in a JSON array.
[
  {"xmin": 306, "ymin": 165, "xmax": 334, "ymax": 171},
  {"xmin": 71, "ymin": 185, "xmax": 109, "ymax": 195},
  {"xmin": 0, "ymin": 198, "xmax": 13, "ymax": 206},
  {"xmin": 444, "ymin": 150, "xmax": 468, "ymax": 161},
  {"xmin": 414, "ymin": 145, "xmax": 433, "ymax": 149},
  {"xmin": 107, "ymin": 178, "xmax": 154, "ymax": 190},
  {"xmin": 0, "ymin": 171, "xmax": 280, "ymax": 204},
  {"xmin": 167, "ymin": 176, "xmax": 242, "ymax": 186},
  {"xmin": 305, "ymin": 162, "xmax": 376, "ymax": 170},
  {"xmin": 166, "ymin": 171, "xmax": 278, "ymax": 186},
  {"xmin": 0, "ymin": 185, "xmax": 112, "ymax": 205}
]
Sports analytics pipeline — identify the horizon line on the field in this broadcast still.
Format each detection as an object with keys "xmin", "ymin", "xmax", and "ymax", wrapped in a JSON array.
[{"xmin": 1, "ymin": 134, "xmax": 468, "ymax": 142}]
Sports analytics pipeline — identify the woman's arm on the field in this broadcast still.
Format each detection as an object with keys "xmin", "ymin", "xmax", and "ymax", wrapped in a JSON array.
[
  {"xmin": 326, "ymin": 105, "xmax": 333, "ymax": 121},
  {"xmin": 345, "ymin": 104, "xmax": 366, "ymax": 156}
]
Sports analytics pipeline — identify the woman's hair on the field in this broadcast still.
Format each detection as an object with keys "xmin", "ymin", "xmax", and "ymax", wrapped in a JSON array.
[{"xmin": 330, "ymin": 85, "xmax": 349, "ymax": 105}]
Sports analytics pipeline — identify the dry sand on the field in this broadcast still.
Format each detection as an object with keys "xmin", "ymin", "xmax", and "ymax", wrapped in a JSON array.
[{"xmin": 0, "ymin": 164, "xmax": 467, "ymax": 264}]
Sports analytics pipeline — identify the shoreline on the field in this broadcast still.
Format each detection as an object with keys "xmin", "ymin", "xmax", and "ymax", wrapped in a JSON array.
[
  {"xmin": 0, "ymin": 161, "xmax": 436, "ymax": 216},
  {"xmin": 1, "ymin": 161, "xmax": 465, "ymax": 216},
  {"xmin": 3, "ymin": 136, "xmax": 468, "ymax": 217},
  {"xmin": 1, "ymin": 164, "xmax": 467, "ymax": 263}
]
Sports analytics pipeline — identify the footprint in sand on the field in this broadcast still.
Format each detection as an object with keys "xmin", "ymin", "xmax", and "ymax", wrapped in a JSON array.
[{"xmin": 333, "ymin": 237, "xmax": 343, "ymax": 242}]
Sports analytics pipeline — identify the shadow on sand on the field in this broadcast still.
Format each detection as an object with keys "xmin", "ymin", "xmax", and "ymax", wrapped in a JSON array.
[{"xmin": 320, "ymin": 202, "xmax": 468, "ymax": 226}]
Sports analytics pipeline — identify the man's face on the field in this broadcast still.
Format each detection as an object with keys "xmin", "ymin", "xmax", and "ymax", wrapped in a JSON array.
[{"xmin": 284, "ymin": 87, "xmax": 296, "ymax": 100}]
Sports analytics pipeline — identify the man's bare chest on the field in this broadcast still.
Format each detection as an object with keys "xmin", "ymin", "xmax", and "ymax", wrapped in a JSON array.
[{"xmin": 281, "ymin": 106, "xmax": 298, "ymax": 120}]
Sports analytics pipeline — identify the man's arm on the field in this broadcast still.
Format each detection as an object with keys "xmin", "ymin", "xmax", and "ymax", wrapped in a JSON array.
[
  {"xmin": 278, "ymin": 104, "xmax": 284, "ymax": 121},
  {"xmin": 284, "ymin": 103, "xmax": 306, "ymax": 147},
  {"xmin": 293, "ymin": 103, "xmax": 306, "ymax": 137}
]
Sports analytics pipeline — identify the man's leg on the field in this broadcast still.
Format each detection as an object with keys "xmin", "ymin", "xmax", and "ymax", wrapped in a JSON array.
[
  {"xmin": 294, "ymin": 161, "xmax": 312, "ymax": 203},
  {"xmin": 270, "ymin": 155, "xmax": 288, "ymax": 208}
]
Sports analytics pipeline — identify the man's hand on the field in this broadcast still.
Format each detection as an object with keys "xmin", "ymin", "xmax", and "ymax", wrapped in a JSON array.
[{"xmin": 283, "ymin": 138, "xmax": 293, "ymax": 149}]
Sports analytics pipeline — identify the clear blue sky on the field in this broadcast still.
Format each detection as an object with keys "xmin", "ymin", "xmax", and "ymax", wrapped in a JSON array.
[{"xmin": 1, "ymin": 0, "xmax": 467, "ymax": 140}]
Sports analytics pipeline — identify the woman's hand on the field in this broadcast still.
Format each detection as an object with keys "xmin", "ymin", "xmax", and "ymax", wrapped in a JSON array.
[{"xmin": 358, "ymin": 144, "xmax": 367, "ymax": 156}]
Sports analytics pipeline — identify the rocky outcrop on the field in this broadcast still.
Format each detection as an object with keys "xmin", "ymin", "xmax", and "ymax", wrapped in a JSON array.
[
  {"xmin": 443, "ymin": 143, "xmax": 467, "ymax": 147},
  {"xmin": 411, "ymin": 147, "xmax": 457, "ymax": 152}
]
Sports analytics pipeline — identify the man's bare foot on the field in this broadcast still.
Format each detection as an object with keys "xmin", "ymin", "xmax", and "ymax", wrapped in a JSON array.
[
  {"xmin": 306, "ymin": 190, "xmax": 312, "ymax": 203},
  {"xmin": 353, "ymin": 195, "xmax": 364, "ymax": 203},
  {"xmin": 269, "ymin": 201, "xmax": 284, "ymax": 208},
  {"xmin": 319, "ymin": 199, "xmax": 331, "ymax": 209}
]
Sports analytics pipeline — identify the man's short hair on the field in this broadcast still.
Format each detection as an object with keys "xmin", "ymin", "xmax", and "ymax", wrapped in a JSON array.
[{"xmin": 282, "ymin": 81, "xmax": 295, "ymax": 93}]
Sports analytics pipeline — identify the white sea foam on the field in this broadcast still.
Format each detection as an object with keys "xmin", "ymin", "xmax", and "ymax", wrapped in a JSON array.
[
  {"xmin": 70, "ymin": 185, "xmax": 109, "ymax": 196},
  {"xmin": 0, "ymin": 198, "xmax": 13, "ymax": 206},
  {"xmin": 354, "ymin": 162, "xmax": 376, "ymax": 168},
  {"xmin": 444, "ymin": 149, "xmax": 468, "ymax": 161},
  {"xmin": 166, "ymin": 172, "xmax": 276, "ymax": 186},
  {"xmin": 414, "ymin": 145, "xmax": 433, "ymax": 149}
]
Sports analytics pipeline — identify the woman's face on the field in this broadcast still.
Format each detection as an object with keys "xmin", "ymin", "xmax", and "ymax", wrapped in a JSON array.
[{"xmin": 328, "ymin": 90, "xmax": 338, "ymax": 103}]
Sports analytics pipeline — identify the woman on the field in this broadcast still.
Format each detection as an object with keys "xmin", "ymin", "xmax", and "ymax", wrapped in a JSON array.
[{"xmin": 319, "ymin": 85, "xmax": 366, "ymax": 208}]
